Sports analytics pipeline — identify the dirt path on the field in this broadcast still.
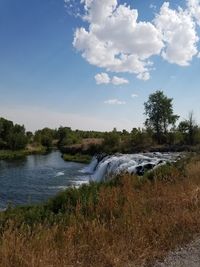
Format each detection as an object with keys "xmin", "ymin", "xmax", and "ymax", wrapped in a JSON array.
[{"xmin": 154, "ymin": 238, "xmax": 200, "ymax": 267}]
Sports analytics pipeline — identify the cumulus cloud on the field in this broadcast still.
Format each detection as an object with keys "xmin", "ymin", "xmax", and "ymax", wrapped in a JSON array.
[
  {"xmin": 111, "ymin": 76, "xmax": 129, "ymax": 85},
  {"xmin": 187, "ymin": 0, "xmax": 200, "ymax": 25},
  {"xmin": 71, "ymin": 0, "xmax": 200, "ymax": 80},
  {"xmin": 95, "ymin": 72, "xmax": 110, "ymax": 84},
  {"xmin": 95, "ymin": 73, "xmax": 129, "ymax": 85},
  {"xmin": 154, "ymin": 2, "xmax": 198, "ymax": 66},
  {"xmin": 104, "ymin": 99, "xmax": 126, "ymax": 105},
  {"xmin": 73, "ymin": 0, "xmax": 164, "ymax": 80}
]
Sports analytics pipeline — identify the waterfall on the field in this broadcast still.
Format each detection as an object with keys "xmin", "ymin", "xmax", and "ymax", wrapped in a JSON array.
[
  {"xmin": 81, "ymin": 152, "xmax": 181, "ymax": 182},
  {"xmin": 80, "ymin": 156, "xmax": 99, "ymax": 174}
]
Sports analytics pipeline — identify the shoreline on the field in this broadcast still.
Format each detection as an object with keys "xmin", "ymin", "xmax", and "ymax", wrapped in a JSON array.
[
  {"xmin": 0, "ymin": 147, "xmax": 47, "ymax": 160},
  {"xmin": 0, "ymin": 154, "xmax": 199, "ymax": 266},
  {"xmin": 62, "ymin": 153, "xmax": 92, "ymax": 164}
]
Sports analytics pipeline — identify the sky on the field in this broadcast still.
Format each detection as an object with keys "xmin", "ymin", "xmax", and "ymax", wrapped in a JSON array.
[{"xmin": 1, "ymin": 0, "xmax": 200, "ymax": 132}]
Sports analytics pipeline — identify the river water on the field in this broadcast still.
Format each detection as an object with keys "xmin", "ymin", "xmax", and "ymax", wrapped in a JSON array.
[
  {"xmin": 0, "ymin": 151, "xmax": 181, "ymax": 210},
  {"xmin": 0, "ymin": 151, "xmax": 88, "ymax": 210}
]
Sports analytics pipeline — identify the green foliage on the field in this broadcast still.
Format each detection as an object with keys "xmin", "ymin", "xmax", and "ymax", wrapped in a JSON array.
[
  {"xmin": 34, "ymin": 128, "xmax": 56, "ymax": 148},
  {"xmin": 0, "ymin": 150, "xmax": 27, "ymax": 160},
  {"xmin": 129, "ymin": 128, "xmax": 154, "ymax": 148},
  {"xmin": 144, "ymin": 163, "xmax": 177, "ymax": 182},
  {"xmin": 56, "ymin": 127, "xmax": 83, "ymax": 147},
  {"xmin": 102, "ymin": 129, "xmax": 120, "ymax": 153},
  {"xmin": 0, "ymin": 118, "xmax": 28, "ymax": 150},
  {"xmin": 144, "ymin": 91, "xmax": 179, "ymax": 144},
  {"xmin": 62, "ymin": 153, "xmax": 92, "ymax": 163},
  {"xmin": 178, "ymin": 112, "xmax": 199, "ymax": 145}
]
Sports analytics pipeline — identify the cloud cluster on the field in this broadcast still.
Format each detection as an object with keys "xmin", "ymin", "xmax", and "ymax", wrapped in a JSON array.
[
  {"xmin": 154, "ymin": 2, "xmax": 198, "ymax": 66},
  {"xmin": 187, "ymin": 0, "xmax": 200, "ymax": 25},
  {"xmin": 95, "ymin": 73, "xmax": 110, "ymax": 85},
  {"xmin": 70, "ymin": 0, "xmax": 200, "ymax": 81},
  {"xmin": 104, "ymin": 99, "xmax": 126, "ymax": 105},
  {"xmin": 95, "ymin": 72, "xmax": 129, "ymax": 85}
]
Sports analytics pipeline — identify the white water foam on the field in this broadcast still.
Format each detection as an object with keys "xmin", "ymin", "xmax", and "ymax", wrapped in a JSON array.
[
  {"xmin": 81, "ymin": 152, "xmax": 181, "ymax": 182},
  {"xmin": 55, "ymin": 171, "xmax": 65, "ymax": 177},
  {"xmin": 80, "ymin": 156, "xmax": 98, "ymax": 174}
]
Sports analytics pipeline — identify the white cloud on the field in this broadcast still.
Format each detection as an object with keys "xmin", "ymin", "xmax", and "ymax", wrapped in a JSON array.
[
  {"xmin": 104, "ymin": 99, "xmax": 126, "ymax": 105},
  {"xmin": 95, "ymin": 73, "xmax": 129, "ymax": 85},
  {"xmin": 137, "ymin": 72, "xmax": 150, "ymax": 81},
  {"xmin": 154, "ymin": 2, "xmax": 198, "ymax": 66},
  {"xmin": 73, "ymin": 0, "xmax": 164, "ymax": 80},
  {"xmin": 95, "ymin": 72, "xmax": 110, "ymax": 84},
  {"xmin": 111, "ymin": 76, "xmax": 129, "ymax": 85},
  {"xmin": 81, "ymin": 0, "xmax": 117, "ymax": 24},
  {"xmin": 187, "ymin": 0, "xmax": 200, "ymax": 25},
  {"xmin": 131, "ymin": 94, "xmax": 138, "ymax": 98},
  {"xmin": 72, "ymin": 0, "xmax": 200, "ymax": 79}
]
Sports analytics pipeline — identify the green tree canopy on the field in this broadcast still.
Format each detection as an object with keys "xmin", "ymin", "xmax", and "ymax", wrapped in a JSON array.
[
  {"xmin": 144, "ymin": 91, "xmax": 179, "ymax": 143},
  {"xmin": 0, "ymin": 118, "xmax": 28, "ymax": 150},
  {"xmin": 178, "ymin": 112, "xmax": 199, "ymax": 145}
]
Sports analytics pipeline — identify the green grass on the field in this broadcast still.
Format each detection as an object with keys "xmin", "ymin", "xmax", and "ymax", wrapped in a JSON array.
[
  {"xmin": 0, "ymin": 146, "xmax": 47, "ymax": 160},
  {"xmin": 0, "ymin": 150, "xmax": 27, "ymax": 160},
  {"xmin": 62, "ymin": 153, "xmax": 92, "ymax": 164}
]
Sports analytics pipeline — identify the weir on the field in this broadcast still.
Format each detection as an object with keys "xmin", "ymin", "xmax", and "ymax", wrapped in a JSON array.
[{"xmin": 81, "ymin": 152, "xmax": 181, "ymax": 182}]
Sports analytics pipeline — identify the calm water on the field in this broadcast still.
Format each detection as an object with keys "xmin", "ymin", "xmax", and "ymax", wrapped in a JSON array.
[{"xmin": 0, "ymin": 151, "xmax": 88, "ymax": 210}]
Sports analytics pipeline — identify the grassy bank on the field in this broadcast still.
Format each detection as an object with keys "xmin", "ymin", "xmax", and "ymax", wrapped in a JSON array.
[
  {"xmin": 1, "ymin": 155, "xmax": 200, "ymax": 266},
  {"xmin": 0, "ymin": 150, "xmax": 27, "ymax": 160},
  {"xmin": 62, "ymin": 153, "xmax": 92, "ymax": 164},
  {"xmin": 0, "ymin": 146, "xmax": 47, "ymax": 160}
]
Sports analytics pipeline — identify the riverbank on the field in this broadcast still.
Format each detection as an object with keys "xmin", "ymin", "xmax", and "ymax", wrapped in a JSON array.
[
  {"xmin": 62, "ymin": 153, "xmax": 92, "ymax": 164},
  {"xmin": 0, "ymin": 145, "xmax": 47, "ymax": 160},
  {"xmin": 1, "ymin": 154, "xmax": 200, "ymax": 266},
  {"xmin": 60, "ymin": 143, "xmax": 200, "ymax": 159}
]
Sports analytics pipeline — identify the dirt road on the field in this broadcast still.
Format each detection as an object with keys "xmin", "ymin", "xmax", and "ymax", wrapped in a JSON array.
[{"xmin": 154, "ymin": 238, "xmax": 200, "ymax": 267}]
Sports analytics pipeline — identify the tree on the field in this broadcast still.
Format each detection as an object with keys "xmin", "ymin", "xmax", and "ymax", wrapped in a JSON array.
[
  {"xmin": 178, "ymin": 112, "xmax": 198, "ymax": 145},
  {"xmin": 0, "ymin": 118, "xmax": 28, "ymax": 150},
  {"xmin": 144, "ymin": 91, "xmax": 179, "ymax": 144},
  {"xmin": 34, "ymin": 128, "xmax": 55, "ymax": 148},
  {"xmin": 102, "ymin": 130, "xmax": 120, "ymax": 153}
]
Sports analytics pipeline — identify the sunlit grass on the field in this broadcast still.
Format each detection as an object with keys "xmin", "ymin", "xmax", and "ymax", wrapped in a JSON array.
[{"xmin": 1, "ymin": 155, "xmax": 200, "ymax": 266}]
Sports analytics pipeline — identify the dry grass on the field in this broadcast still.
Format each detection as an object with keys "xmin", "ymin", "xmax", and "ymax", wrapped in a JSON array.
[{"xmin": 1, "ymin": 156, "xmax": 200, "ymax": 267}]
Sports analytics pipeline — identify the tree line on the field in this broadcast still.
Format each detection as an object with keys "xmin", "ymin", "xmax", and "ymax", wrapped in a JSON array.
[{"xmin": 0, "ymin": 90, "xmax": 200, "ymax": 152}]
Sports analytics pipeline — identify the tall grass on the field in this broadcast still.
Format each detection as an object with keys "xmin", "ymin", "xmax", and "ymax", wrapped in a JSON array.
[{"xmin": 1, "ymin": 155, "xmax": 200, "ymax": 266}]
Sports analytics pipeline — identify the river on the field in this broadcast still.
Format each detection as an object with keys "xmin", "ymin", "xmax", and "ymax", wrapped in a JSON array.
[
  {"xmin": 0, "ymin": 151, "xmax": 88, "ymax": 210},
  {"xmin": 0, "ymin": 151, "xmax": 181, "ymax": 210}
]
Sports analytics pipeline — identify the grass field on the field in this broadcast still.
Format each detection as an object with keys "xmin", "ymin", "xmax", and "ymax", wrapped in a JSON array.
[{"xmin": 1, "ymin": 154, "xmax": 200, "ymax": 266}]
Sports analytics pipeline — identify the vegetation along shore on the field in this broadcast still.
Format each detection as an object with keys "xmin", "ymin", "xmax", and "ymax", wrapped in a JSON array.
[
  {"xmin": 1, "ymin": 154, "xmax": 200, "ymax": 266},
  {"xmin": 1, "ymin": 91, "xmax": 200, "ymax": 161},
  {"xmin": 1, "ymin": 91, "xmax": 200, "ymax": 266}
]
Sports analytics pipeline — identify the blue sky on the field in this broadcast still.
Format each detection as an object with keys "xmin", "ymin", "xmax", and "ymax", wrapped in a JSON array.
[{"xmin": 0, "ymin": 0, "xmax": 200, "ymax": 132}]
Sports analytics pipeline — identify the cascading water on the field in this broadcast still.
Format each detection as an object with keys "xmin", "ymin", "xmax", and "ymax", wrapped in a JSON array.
[
  {"xmin": 81, "ymin": 152, "xmax": 181, "ymax": 182},
  {"xmin": 80, "ymin": 156, "xmax": 98, "ymax": 174}
]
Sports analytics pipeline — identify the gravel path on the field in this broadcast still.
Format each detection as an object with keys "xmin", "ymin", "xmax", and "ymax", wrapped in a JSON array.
[{"xmin": 154, "ymin": 238, "xmax": 200, "ymax": 267}]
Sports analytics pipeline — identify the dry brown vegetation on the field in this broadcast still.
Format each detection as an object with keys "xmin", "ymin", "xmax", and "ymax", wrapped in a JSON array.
[{"xmin": 1, "ymin": 156, "xmax": 200, "ymax": 267}]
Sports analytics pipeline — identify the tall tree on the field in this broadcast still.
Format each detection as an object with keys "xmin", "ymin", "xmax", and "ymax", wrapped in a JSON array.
[
  {"xmin": 144, "ymin": 91, "xmax": 179, "ymax": 143},
  {"xmin": 178, "ymin": 112, "xmax": 198, "ymax": 145}
]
